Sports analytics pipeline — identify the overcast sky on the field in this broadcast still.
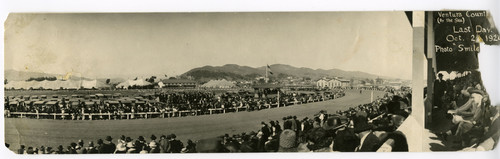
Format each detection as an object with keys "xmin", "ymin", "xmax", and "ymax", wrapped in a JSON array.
[{"xmin": 5, "ymin": 12, "xmax": 412, "ymax": 79}]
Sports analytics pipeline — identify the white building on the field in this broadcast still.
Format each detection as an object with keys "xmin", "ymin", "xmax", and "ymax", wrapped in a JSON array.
[{"xmin": 317, "ymin": 79, "xmax": 342, "ymax": 89}]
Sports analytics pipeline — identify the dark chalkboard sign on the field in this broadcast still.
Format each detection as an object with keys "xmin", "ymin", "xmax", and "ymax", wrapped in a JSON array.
[{"xmin": 433, "ymin": 11, "xmax": 499, "ymax": 71}]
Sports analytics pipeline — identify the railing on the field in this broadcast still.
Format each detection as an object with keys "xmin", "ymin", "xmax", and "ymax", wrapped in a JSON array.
[{"xmin": 5, "ymin": 95, "xmax": 345, "ymax": 120}]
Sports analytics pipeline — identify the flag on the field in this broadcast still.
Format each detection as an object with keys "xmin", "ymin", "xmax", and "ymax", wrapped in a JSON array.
[{"xmin": 267, "ymin": 64, "xmax": 273, "ymax": 75}]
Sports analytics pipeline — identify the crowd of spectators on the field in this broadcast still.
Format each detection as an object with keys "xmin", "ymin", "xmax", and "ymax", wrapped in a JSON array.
[
  {"xmin": 4, "ymin": 90, "xmax": 345, "ymax": 120},
  {"xmin": 8, "ymin": 90, "xmax": 413, "ymax": 154},
  {"xmin": 431, "ymin": 71, "xmax": 499, "ymax": 151}
]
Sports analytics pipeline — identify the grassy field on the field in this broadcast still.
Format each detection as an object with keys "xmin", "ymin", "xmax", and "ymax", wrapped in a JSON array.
[{"xmin": 4, "ymin": 89, "xmax": 385, "ymax": 152}]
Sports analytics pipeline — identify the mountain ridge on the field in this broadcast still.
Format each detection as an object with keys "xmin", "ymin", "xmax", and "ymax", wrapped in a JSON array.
[{"xmin": 182, "ymin": 64, "xmax": 398, "ymax": 82}]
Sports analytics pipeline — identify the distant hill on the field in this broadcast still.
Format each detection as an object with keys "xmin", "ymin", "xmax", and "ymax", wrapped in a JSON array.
[{"xmin": 182, "ymin": 64, "xmax": 393, "ymax": 82}]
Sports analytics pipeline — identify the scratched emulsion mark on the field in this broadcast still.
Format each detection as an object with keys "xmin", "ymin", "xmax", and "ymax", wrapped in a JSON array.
[
  {"xmin": 5, "ymin": 13, "xmax": 37, "ymax": 35},
  {"xmin": 340, "ymin": 26, "xmax": 363, "ymax": 65},
  {"xmin": 4, "ymin": 14, "xmax": 39, "ymax": 152}
]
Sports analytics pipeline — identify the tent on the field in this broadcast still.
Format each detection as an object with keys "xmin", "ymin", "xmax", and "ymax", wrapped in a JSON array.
[
  {"xmin": 116, "ymin": 79, "xmax": 152, "ymax": 88},
  {"xmin": 5, "ymin": 79, "xmax": 110, "ymax": 90},
  {"xmin": 201, "ymin": 79, "xmax": 236, "ymax": 88}
]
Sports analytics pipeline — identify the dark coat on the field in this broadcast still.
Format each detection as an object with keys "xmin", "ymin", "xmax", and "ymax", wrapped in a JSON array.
[
  {"xmin": 100, "ymin": 142, "xmax": 116, "ymax": 154},
  {"xmin": 333, "ymin": 128, "xmax": 359, "ymax": 152},
  {"xmin": 239, "ymin": 142, "xmax": 254, "ymax": 152},
  {"xmin": 159, "ymin": 139, "xmax": 169, "ymax": 153},
  {"xmin": 17, "ymin": 148, "xmax": 24, "ymax": 154},
  {"xmin": 86, "ymin": 147, "xmax": 98, "ymax": 154},
  {"xmin": 169, "ymin": 140, "xmax": 183, "ymax": 153},
  {"xmin": 261, "ymin": 126, "xmax": 271, "ymax": 139},
  {"xmin": 284, "ymin": 120, "xmax": 293, "ymax": 130},
  {"xmin": 356, "ymin": 132, "xmax": 381, "ymax": 152}
]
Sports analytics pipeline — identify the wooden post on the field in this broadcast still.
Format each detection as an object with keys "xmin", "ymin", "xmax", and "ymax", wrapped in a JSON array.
[
  {"xmin": 411, "ymin": 11, "xmax": 426, "ymax": 152},
  {"xmin": 108, "ymin": 112, "xmax": 111, "ymax": 120},
  {"xmin": 426, "ymin": 11, "xmax": 435, "ymax": 127},
  {"xmin": 54, "ymin": 113, "xmax": 56, "ymax": 120}
]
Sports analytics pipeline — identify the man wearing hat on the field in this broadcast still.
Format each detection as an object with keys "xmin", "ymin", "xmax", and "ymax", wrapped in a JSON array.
[
  {"xmin": 114, "ymin": 135, "xmax": 127, "ymax": 153},
  {"xmin": 96, "ymin": 139, "xmax": 104, "ymax": 153},
  {"xmin": 283, "ymin": 116, "xmax": 293, "ymax": 130},
  {"xmin": 17, "ymin": 145, "xmax": 25, "ymax": 154},
  {"xmin": 126, "ymin": 139, "xmax": 137, "ymax": 154},
  {"xmin": 353, "ymin": 116, "xmax": 380, "ymax": 152},
  {"xmin": 433, "ymin": 73, "xmax": 447, "ymax": 109},
  {"xmin": 56, "ymin": 145, "xmax": 64, "ymax": 154},
  {"xmin": 86, "ymin": 141, "xmax": 98, "ymax": 154},
  {"xmin": 159, "ymin": 135, "xmax": 169, "ymax": 153},
  {"xmin": 303, "ymin": 127, "xmax": 332, "ymax": 152},
  {"xmin": 169, "ymin": 134, "xmax": 184, "ymax": 153},
  {"xmin": 101, "ymin": 136, "xmax": 116, "ymax": 154},
  {"xmin": 135, "ymin": 136, "xmax": 147, "ymax": 152},
  {"xmin": 75, "ymin": 140, "xmax": 87, "ymax": 154}
]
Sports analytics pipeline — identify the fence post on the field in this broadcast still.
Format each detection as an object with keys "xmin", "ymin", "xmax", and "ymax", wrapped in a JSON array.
[
  {"xmin": 108, "ymin": 112, "xmax": 111, "ymax": 120},
  {"xmin": 54, "ymin": 113, "xmax": 56, "ymax": 120},
  {"xmin": 127, "ymin": 113, "xmax": 130, "ymax": 120},
  {"xmin": 145, "ymin": 113, "xmax": 148, "ymax": 119}
]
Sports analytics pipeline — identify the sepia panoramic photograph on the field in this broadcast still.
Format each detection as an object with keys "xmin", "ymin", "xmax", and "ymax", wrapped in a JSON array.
[
  {"xmin": 3, "ymin": 12, "xmax": 414, "ymax": 154},
  {"xmin": 2, "ymin": 10, "xmax": 498, "ymax": 156}
]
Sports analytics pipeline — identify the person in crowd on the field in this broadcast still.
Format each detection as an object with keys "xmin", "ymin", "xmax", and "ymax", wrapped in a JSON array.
[
  {"xmin": 148, "ymin": 135, "xmax": 159, "ymax": 153},
  {"xmin": 126, "ymin": 140, "xmax": 137, "ymax": 154},
  {"xmin": 168, "ymin": 134, "xmax": 183, "ymax": 153},
  {"xmin": 353, "ymin": 114, "xmax": 380, "ymax": 152},
  {"xmin": 264, "ymin": 136, "xmax": 279, "ymax": 152},
  {"xmin": 17, "ymin": 145, "xmax": 25, "ymax": 154},
  {"xmin": 115, "ymin": 135, "xmax": 127, "ymax": 153},
  {"xmin": 278, "ymin": 129, "xmax": 297, "ymax": 152},
  {"xmin": 439, "ymin": 87, "xmax": 486, "ymax": 148},
  {"xmin": 184, "ymin": 139, "xmax": 197, "ymax": 153},
  {"xmin": 66, "ymin": 144, "xmax": 76, "ymax": 154},
  {"xmin": 10, "ymin": 88, "xmax": 409, "ymax": 154},
  {"xmin": 26, "ymin": 146, "xmax": 35, "ymax": 154},
  {"xmin": 159, "ymin": 135, "xmax": 169, "ymax": 153},
  {"xmin": 134, "ymin": 136, "xmax": 146, "ymax": 152},
  {"xmin": 86, "ymin": 141, "xmax": 98, "ymax": 154},
  {"xmin": 434, "ymin": 73, "xmax": 447, "ymax": 110},
  {"xmin": 101, "ymin": 136, "xmax": 116, "ymax": 154},
  {"xmin": 148, "ymin": 141, "xmax": 160, "ymax": 153},
  {"xmin": 75, "ymin": 140, "xmax": 87, "ymax": 154},
  {"xmin": 55, "ymin": 145, "xmax": 65, "ymax": 154}
]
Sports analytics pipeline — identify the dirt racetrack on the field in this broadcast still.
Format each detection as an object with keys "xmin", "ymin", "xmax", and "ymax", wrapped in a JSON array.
[{"xmin": 4, "ymin": 89, "xmax": 386, "ymax": 152}]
